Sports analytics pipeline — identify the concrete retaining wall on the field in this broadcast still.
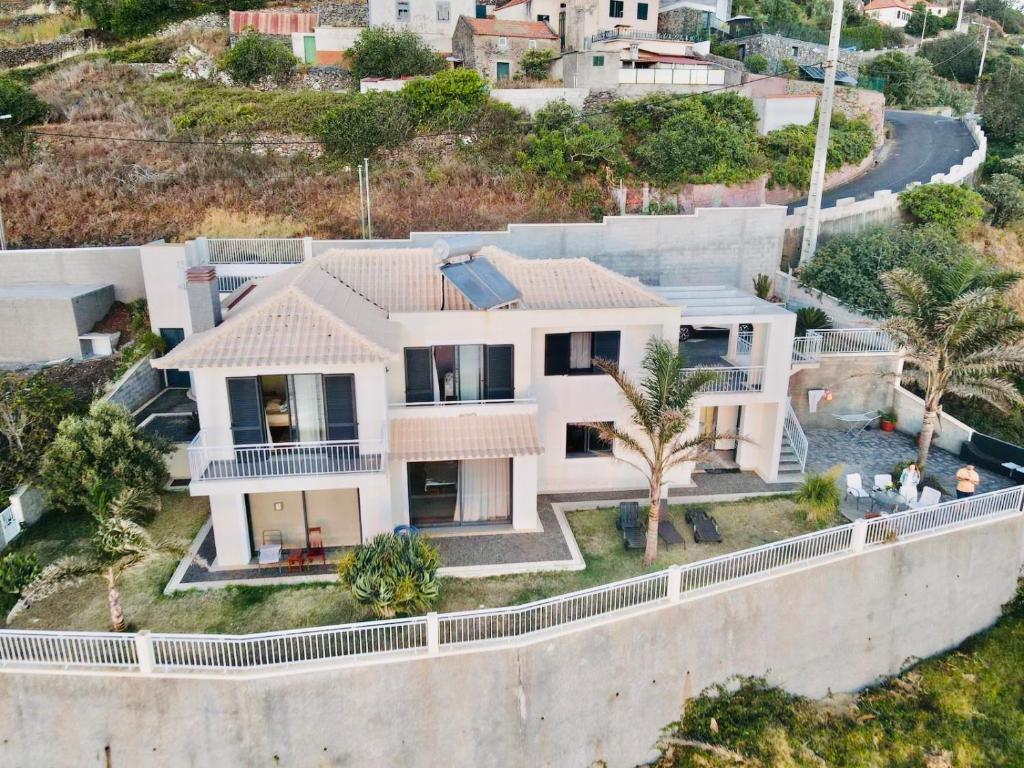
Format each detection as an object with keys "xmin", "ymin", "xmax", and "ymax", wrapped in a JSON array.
[
  {"xmin": 789, "ymin": 353, "xmax": 902, "ymax": 428},
  {"xmin": 8, "ymin": 484, "xmax": 44, "ymax": 527},
  {"xmin": 893, "ymin": 385, "xmax": 975, "ymax": 455},
  {"xmin": 775, "ymin": 272, "xmax": 878, "ymax": 326},
  {"xmin": 103, "ymin": 354, "xmax": 163, "ymax": 414},
  {"xmin": 313, "ymin": 206, "xmax": 788, "ymax": 288},
  {"xmin": 0, "ymin": 512, "xmax": 1020, "ymax": 767},
  {"xmin": 0, "ymin": 246, "xmax": 144, "ymax": 302},
  {"xmin": 490, "ymin": 87, "xmax": 588, "ymax": 114}
]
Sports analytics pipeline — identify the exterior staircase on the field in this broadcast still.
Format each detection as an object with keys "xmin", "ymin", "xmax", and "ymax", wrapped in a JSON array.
[{"xmin": 779, "ymin": 400, "xmax": 809, "ymax": 481}]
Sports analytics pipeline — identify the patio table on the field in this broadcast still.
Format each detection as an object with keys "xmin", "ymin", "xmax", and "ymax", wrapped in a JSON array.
[{"xmin": 868, "ymin": 487, "xmax": 906, "ymax": 514}]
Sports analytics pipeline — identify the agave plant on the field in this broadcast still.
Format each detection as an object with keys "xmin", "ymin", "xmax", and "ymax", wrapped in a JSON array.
[{"xmin": 338, "ymin": 533, "xmax": 441, "ymax": 619}]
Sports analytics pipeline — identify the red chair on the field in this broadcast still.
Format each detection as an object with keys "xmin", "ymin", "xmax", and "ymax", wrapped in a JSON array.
[{"xmin": 305, "ymin": 526, "xmax": 326, "ymax": 566}]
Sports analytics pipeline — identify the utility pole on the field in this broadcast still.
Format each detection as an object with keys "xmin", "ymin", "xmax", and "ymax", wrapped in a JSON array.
[
  {"xmin": 798, "ymin": 0, "xmax": 844, "ymax": 264},
  {"xmin": 974, "ymin": 23, "xmax": 990, "ymax": 109},
  {"xmin": 920, "ymin": 8, "xmax": 928, "ymax": 45},
  {"xmin": 956, "ymin": 0, "xmax": 965, "ymax": 32},
  {"xmin": 0, "ymin": 114, "xmax": 11, "ymax": 251}
]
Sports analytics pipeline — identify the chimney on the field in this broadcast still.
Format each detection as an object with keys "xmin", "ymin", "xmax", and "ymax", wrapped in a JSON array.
[{"xmin": 185, "ymin": 266, "xmax": 222, "ymax": 333}]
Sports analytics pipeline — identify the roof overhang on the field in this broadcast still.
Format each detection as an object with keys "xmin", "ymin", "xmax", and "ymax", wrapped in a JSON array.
[
  {"xmin": 389, "ymin": 411, "xmax": 543, "ymax": 462},
  {"xmin": 654, "ymin": 285, "xmax": 794, "ymax": 324}
]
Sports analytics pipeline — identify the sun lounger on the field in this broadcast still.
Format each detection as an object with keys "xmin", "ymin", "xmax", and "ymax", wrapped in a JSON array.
[
  {"xmin": 685, "ymin": 508, "xmax": 722, "ymax": 544},
  {"xmin": 618, "ymin": 502, "xmax": 645, "ymax": 550},
  {"xmin": 657, "ymin": 499, "xmax": 684, "ymax": 546}
]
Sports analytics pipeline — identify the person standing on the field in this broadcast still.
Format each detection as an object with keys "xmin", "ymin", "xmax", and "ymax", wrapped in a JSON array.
[
  {"xmin": 899, "ymin": 462, "xmax": 921, "ymax": 504},
  {"xmin": 956, "ymin": 464, "xmax": 980, "ymax": 499}
]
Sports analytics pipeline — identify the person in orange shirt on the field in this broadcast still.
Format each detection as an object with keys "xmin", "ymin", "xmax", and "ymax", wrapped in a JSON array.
[{"xmin": 956, "ymin": 464, "xmax": 980, "ymax": 499}]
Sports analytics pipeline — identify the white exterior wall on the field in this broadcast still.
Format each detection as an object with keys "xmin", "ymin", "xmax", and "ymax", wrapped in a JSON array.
[
  {"xmin": 753, "ymin": 95, "xmax": 817, "ymax": 135},
  {"xmin": 141, "ymin": 244, "xmax": 193, "ymax": 336},
  {"xmin": 867, "ymin": 6, "xmax": 911, "ymax": 26},
  {"xmin": 367, "ymin": 0, "xmax": 476, "ymax": 50}
]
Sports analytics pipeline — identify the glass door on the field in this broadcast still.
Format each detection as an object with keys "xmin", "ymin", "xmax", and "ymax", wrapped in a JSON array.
[{"xmin": 289, "ymin": 374, "xmax": 326, "ymax": 443}]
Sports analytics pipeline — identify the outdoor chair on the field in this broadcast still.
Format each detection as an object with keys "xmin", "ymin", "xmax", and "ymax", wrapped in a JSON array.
[
  {"xmin": 685, "ymin": 507, "xmax": 722, "ymax": 544},
  {"xmin": 657, "ymin": 499, "xmax": 685, "ymax": 547},
  {"xmin": 305, "ymin": 526, "xmax": 327, "ymax": 566},
  {"xmin": 618, "ymin": 502, "xmax": 645, "ymax": 550},
  {"xmin": 873, "ymin": 473, "xmax": 893, "ymax": 491},
  {"xmin": 846, "ymin": 473, "xmax": 870, "ymax": 509},
  {"xmin": 259, "ymin": 530, "xmax": 283, "ymax": 573},
  {"xmin": 833, "ymin": 411, "xmax": 881, "ymax": 439},
  {"xmin": 910, "ymin": 486, "xmax": 942, "ymax": 509}
]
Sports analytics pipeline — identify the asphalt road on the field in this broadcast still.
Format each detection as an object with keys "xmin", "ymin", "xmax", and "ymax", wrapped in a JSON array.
[{"xmin": 788, "ymin": 110, "xmax": 978, "ymax": 212}]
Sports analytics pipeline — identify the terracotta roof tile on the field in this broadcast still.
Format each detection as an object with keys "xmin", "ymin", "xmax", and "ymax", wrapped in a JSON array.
[
  {"xmin": 389, "ymin": 412, "xmax": 543, "ymax": 461},
  {"xmin": 463, "ymin": 17, "xmax": 557, "ymax": 38}
]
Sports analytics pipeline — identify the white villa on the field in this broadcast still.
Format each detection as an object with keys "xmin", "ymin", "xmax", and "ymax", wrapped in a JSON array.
[{"xmin": 143, "ymin": 241, "xmax": 797, "ymax": 571}]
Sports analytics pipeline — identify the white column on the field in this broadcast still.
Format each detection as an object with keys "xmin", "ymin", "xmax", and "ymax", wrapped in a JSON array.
[
  {"xmin": 512, "ymin": 455, "xmax": 540, "ymax": 530},
  {"xmin": 208, "ymin": 494, "xmax": 252, "ymax": 567}
]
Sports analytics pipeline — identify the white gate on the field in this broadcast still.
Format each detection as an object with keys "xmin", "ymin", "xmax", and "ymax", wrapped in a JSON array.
[{"xmin": 0, "ymin": 506, "xmax": 20, "ymax": 547}]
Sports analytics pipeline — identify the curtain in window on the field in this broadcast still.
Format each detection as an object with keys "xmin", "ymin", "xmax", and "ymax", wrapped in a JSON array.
[
  {"xmin": 569, "ymin": 332, "xmax": 592, "ymax": 370},
  {"xmin": 456, "ymin": 459, "xmax": 510, "ymax": 522},
  {"xmin": 458, "ymin": 345, "xmax": 484, "ymax": 401},
  {"xmin": 290, "ymin": 374, "xmax": 325, "ymax": 443}
]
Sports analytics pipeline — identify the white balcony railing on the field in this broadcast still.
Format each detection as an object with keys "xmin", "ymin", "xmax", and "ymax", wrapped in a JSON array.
[
  {"xmin": 736, "ymin": 331, "xmax": 753, "ymax": 357},
  {"xmin": 188, "ymin": 430, "xmax": 385, "ymax": 482},
  {"xmin": 206, "ymin": 238, "xmax": 305, "ymax": 265},
  {"xmin": 682, "ymin": 365, "xmax": 765, "ymax": 393},
  {"xmin": 808, "ymin": 328, "xmax": 900, "ymax": 355},
  {"xmin": 791, "ymin": 334, "xmax": 823, "ymax": 363}
]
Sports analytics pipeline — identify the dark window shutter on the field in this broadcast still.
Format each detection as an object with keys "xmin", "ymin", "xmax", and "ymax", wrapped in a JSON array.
[
  {"xmin": 405, "ymin": 347, "xmax": 434, "ymax": 403},
  {"xmin": 324, "ymin": 374, "xmax": 357, "ymax": 440},
  {"xmin": 544, "ymin": 334, "xmax": 570, "ymax": 376},
  {"xmin": 227, "ymin": 378, "xmax": 265, "ymax": 445},
  {"xmin": 592, "ymin": 331, "xmax": 620, "ymax": 371},
  {"xmin": 485, "ymin": 345, "xmax": 514, "ymax": 400}
]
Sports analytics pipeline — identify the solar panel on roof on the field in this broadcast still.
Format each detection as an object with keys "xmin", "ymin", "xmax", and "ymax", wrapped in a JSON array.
[
  {"xmin": 799, "ymin": 64, "xmax": 858, "ymax": 87},
  {"xmin": 440, "ymin": 257, "xmax": 522, "ymax": 310}
]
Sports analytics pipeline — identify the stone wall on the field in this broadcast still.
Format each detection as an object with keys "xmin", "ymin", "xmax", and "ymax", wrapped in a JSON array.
[
  {"xmin": 657, "ymin": 6, "xmax": 704, "ymax": 35},
  {"xmin": 103, "ymin": 354, "xmax": 163, "ymax": 414},
  {"xmin": 1, "ymin": 512, "xmax": 1020, "ymax": 768},
  {"xmin": 0, "ymin": 30, "xmax": 93, "ymax": 68},
  {"xmin": 731, "ymin": 32, "xmax": 861, "ymax": 77},
  {"xmin": 316, "ymin": 1, "xmax": 368, "ymax": 26}
]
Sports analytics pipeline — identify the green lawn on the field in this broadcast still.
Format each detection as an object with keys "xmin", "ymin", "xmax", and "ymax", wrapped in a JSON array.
[
  {"xmin": 656, "ymin": 585, "xmax": 1024, "ymax": 767},
  {"xmin": 5, "ymin": 493, "xmax": 827, "ymax": 633}
]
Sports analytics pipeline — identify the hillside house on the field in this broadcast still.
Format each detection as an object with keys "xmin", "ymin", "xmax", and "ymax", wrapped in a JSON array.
[{"xmin": 452, "ymin": 17, "xmax": 559, "ymax": 81}]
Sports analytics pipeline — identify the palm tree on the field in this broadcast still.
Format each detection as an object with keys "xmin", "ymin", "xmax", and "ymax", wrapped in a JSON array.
[
  {"xmin": 594, "ymin": 337, "xmax": 725, "ymax": 566},
  {"xmin": 881, "ymin": 258, "xmax": 1024, "ymax": 470}
]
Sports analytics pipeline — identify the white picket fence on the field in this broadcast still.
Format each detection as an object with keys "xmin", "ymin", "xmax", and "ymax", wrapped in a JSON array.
[{"xmin": 0, "ymin": 486, "xmax": 1020, "ymax": 675}]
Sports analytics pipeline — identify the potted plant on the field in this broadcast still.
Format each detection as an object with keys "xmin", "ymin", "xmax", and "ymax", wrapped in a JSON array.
[{"xmin": 879, "ymin": 410, "xmax": 898, "ymax": 432}]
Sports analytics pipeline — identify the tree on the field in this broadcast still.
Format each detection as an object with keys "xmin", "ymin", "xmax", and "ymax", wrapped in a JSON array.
[
  {"xmin": 0, "ymin": 77, "xmax": 49, "ymax": 156},
  {"xmin": 593, "ymin": 338, "xmax": 724, "ymax": 565},
  {"xmin": 318, "ymin": 91, "xmax": 415, "ymax": 164},
  {"xmin": 864, "ymin": 52, "xmax": 935, "ymax": 108},
  {"xmin": 401, "ymin": 69, "xmax": 490, "ymax": 131},
  {"xmin": 40, "ymin": 401, "xmax": 169, "ymax": 514},
  {"xmin": 899, "ymin": 183, "xmax": 985, "ymax": 233},
  {"xmin": 218, "ymin": 30, "xmax": 297, "ymax": 85},
  {"xmin": 972, "ymin": 0, "xmax": 1024, "ymax": 33},
  {"xmin": 347, "ymin": 26, "xmax": 444, "ymax": 80},
  {"xmin": 518, "ymin": 48, "xmax": 553, "ymax": 80},
  {"xmin": 520, "ymin": 107, "xmax": 626, "ymax": 181},
  {"xmin": 980, "ymin": 173, "xmax": 1024, "ymax": 226},
  {"xmin": 979, "ymin": 57, "xmax": 1024, "ymax": 145},
  {"xmin": 905, "ymin": 2, "xmax": 939, "ymax": 36},
  {"xmin": 919, "ymin": 34, "xmax": 983, "ymax": 83},
  {"xmin": 881, "ymin": 257, "xmax": 1024, "ymax": 469},
  {"xmin": 0, "ymin": 373, "xmax": 79, "ymax": 492}
]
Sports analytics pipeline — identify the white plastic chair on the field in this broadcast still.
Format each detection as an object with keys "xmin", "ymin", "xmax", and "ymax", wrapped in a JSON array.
[
  {"xmin": 259, "ymin": 529, "xmax": 283, "ymax": 572},
  {"xmin": 873, "ymin": 473, "xmax": 893, "ymax": 491},
  {"xmin": 910, "ymin": 486, "xmax": 942, "ymax": 509},
  {"xmin": 846, "ymin": 473, "xmax": 870, "ymax": 508}
]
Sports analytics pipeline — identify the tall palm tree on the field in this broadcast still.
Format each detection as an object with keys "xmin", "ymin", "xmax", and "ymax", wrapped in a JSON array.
[
  {"xmin": 881, "ymin": 258, "xmax": 1024, "ymax": 470},
  {"xmin": 594, "ymin": 338, "xmax": 725, "ymax": 566}
]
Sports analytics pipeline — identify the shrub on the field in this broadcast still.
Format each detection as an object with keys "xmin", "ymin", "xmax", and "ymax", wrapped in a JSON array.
[
  {"xmin": 40, "ymin": 401, "xmax": 170, "ymax": 514},
  {"xmin": 795, "ymin": 306, "xmax": 832, "ymax": 335},
  {"xmin": 0, "ymin": 373, "xmax": 80, "ymax": 492},
  {"xmin": 752, "ymin": 273, "xmax": 772, "ymax": 299},
  {"xmin": 864, "ymin": 52, "xmax": 935, "ymax": 108},
  {"xmin": 518, "ymin": 48, "xmax": 553, "ymax": 80},
  {"xmin": 337, "ymin": 533, "xmax": 440, "ymax": 618},
  {"xmin": 795, "ymin": 468, "xmax": 841, "ymax": 525},
  {"xmin": 919, "ymin": 34, "xmax": 983, "ymax": 83},
  {"xmin": 401, "ymin": 69, "xmax": 490, "ymax": 131},
  {"xmin": 520, "ymin": 116, "xmax": 626, "ymax": 180},
  {"xmin": 899, "ymin": 183, "xmax": 985, "ymax": 233},
  {"xmin": 0, "ymin": 553, "xmax": 40, "ymax": 596},
  {"xmin": 778, "ymin": 57, "xmax": 799, "ymax": 78},
  {"xmin": 710, "ymin": 41, "xmax": 740, "ymax": 59},
  {"xmin": 103, "ymin": 38, "xmax": 177, "ymax": 64},
  {"xmin": 73, "ymin": 0, "xmax": 264, "ymax": 38},
  {"xmin": 980, "ymin": 173, "xmax": 1024, "ymax": 226},
  {"xmin": 218, "ymin": 31, "xmax": 297, "ymax": 86},
  {"xmin": 532, "ymin": 98, "xmax": 578, "ymax": 132},
  {"xmin": 764, "ymin": 113, "xmax": 875, "ymax": 190},
  {"xmin": 0, "ymin": 77, "xmax": 49, "ymax": 156},
  {"xmin": 318, "ymin": 91, "xmax": 415, "ymax": 164},
  {"xmin": 745, "ymin": 53, "xmax": 769, "ymax": 74},
  {"xmin": 979, "ymin": 57, "xmax": 1024, "ymax": 145},
  {"xmin": 348, "ymin": 26, "xmax": 444, "ymax": 80}
]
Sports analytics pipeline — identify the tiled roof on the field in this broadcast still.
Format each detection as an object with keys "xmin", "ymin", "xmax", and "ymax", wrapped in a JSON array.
[
  {"xmin": 864, "ymin": 0, "xmax": 914, "ymax": 10},
  {"xmin": 317, "ymin": 246, "xmax": 670, "ymax": 312},
  {"xmin": 229, "ymin": 10, "xmax": 318, "ymax": 35},
  {"xmin": 152, "ymin": 262, "xmax": 398, "ymax": 370},
  {"xmin": 463, "ymin": 17, "xmax": 558, "ymax": 38},
  {"xmin": 389, "ymin": 412, "xmax": 543, "ymax": 461}
]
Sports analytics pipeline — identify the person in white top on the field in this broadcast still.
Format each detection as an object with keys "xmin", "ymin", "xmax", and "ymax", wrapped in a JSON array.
[{"xmin": 899, "ymin": 462, "xmax": 921, "ymax": 505}]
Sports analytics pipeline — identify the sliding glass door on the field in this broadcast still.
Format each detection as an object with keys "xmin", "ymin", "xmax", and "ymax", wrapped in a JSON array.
[
  {"xmin": 227, "ymin": 374, "xmax": 356, "ymax": 446},
  {"xmin": 404, "ymin": 345, "xmax": 513, "ymax": 404},
  {"xmin": 407, "ymin": 459, "xmax": 511, "ymax": 526}
]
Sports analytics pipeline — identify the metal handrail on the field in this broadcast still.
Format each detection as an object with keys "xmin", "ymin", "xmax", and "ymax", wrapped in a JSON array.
[
  {"xmin": 783, "ymin": 400, "xmax": 808, "ymax": 472},
  {"xmin": 682, "ymin": 365, "xmax": 765, "ymax": 393}
]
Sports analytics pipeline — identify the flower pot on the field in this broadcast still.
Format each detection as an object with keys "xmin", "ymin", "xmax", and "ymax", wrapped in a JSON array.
[{"xmin": 880, "ymin": 419, "xmax": 896, "ymax": 432}]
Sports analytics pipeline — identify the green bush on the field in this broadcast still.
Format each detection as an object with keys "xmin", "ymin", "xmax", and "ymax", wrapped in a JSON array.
[
  {"xmin": 518, "ymin": 48, "xmax": 553, "ymax": 80},
  {"xmin": 920, "ymin": 34, "xmax": 984, "ymax": 83},
  {"xmin": 764, "ymin": 113, "xmax": 875, "ymax": 190},
  {"xmin": 795, "ymin": 469, "xmax": 841, "ymax": 525},
  {"xmin": 899, "ymin": 183, "xmax": 985, "ymax": 233},
  {"xmin": 0, "ymin": 76, "xmax": 49, "ymax": 156},
  {"xmin": 0, "ymin": 553, "xmax": 40, "ymax": 596},
  {"xmin": 795, "ymin": 306, "xmax": 832, "ymax": 335},
  {"xmin": 337, "ymin": 533, "xmax": 440, "ymax": 618},
  {"xmin": 519, "ymin": 116, "xmax": 626, "ymax": 180},
  {"xmin": 980, "ymin": 173, "xmax": 1024, "ymax": 226},
  {"xmin": 73, "ymin": 0, "xmax": 264, "ymax": 38},
  {"xmin": 218, "ymin": 31, "xmax": 297, "ymax": 86},
  {"xmin": 533, "ymin": 99, "xmax": 578, "ymax": 132},
  {"xmin": 864, "ymin": 52, "xmax": 935, "ymax": 107},
  {"xmin": 102, "ymin": 38, "xmax": 177, "ymax": 64},
  {"xmin": 745, "ymin": 53, "xmax": 769, "ymax": 74},
  {"xmin": 318, "ymin": 91, "xmax": 415, "ymax": 164},
  {"xmin": 348, "ymin": 26, "xmax": 444, "ymax": 80},
  {"xmin": 778, "ymin": 57, "xmax": 799, "ymax": 78},
  {"xmin": 0, "ymin": 373, "xmax": 80, "ymax": 492},
  {"xmin": 401, "ymin": 69, "xmax": 490, "ymax": 131},
  {"xmin": 752, "ymin": 273, "xmax": 772, "ymax": 299},
  {"xmin": 40, "ymin": 401, "xmax": 170, "ymax": 514},
  {"xmin": 973, "ymin": 0, "xmax": 1024, "ymax": 33},
  {"xmin": 710, "ymin": 40, "xmax": 740, "ymax": 59},
  {"xmin": 979, "ymin": 57, "xmax": 1024, "ymax": 145}
]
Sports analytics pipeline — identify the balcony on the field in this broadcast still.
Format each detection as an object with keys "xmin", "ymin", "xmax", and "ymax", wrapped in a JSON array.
[
  {"xmin": 682, "ymin": 366, "xmax": 765, "ymax": 393},
  {"xmin": 791, "ymin": 329, "xmax": 899, "ymax": 364},
  {"xmin": 188, "ymin": 431, "xmax": 385, "ymax": 482},
  {"xmin": 591, "ymin": 28, "xmax": 711, "ymax": 43}
]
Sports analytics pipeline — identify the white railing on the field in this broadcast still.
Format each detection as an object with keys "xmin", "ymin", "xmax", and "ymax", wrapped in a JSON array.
[
  {"xmin": 783, "ymin": 400, "xmax": 809, "ymax": 472},
  {"xmin": 617, "ymin": 66, "xmax": 726, "ymax": 86},
  {"xmin": 682, "ymin": 365, "xmax": 765, "ymax": 393},
  {"xmin": 0, "ymin": 504, "xmax": 20, "ymax": 547},
  {"xmin": 215, "ymin": 274, "xmax": 259, "ymax": 293},
  {"xmin": 206, "ymin": 238, "xmax": 305, "ymax": 265},
  {"xmin": 808, "ymin": 328, "xmax": 900, "ymax": 355},
  {"xmin": 188, "ymin": 430, "xmax": 386, "ymax": 481},
  {"xmin": 1, "ymin": 487, "xmax": 1020, "ymax": 674},
  {"xmin": 736, "ymin": 331, "xmax": 753, "ymax": 357},
  {"xmin": 388, "ymin": 396, "xmax": 536, "ymax": 409},
  {"xmin": 791, "ymin": 334, "xmax": 822, "ymax": 363}
]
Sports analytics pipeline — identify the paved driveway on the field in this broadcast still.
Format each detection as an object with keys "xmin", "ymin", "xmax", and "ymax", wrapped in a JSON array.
[{"xmin": 788, "ymin": 110, "xmax": 979, "ymax": 212}]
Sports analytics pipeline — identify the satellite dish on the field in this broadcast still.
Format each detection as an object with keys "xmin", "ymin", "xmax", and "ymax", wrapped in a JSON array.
[{"xmin": 433, "ymin": 235, "xmax": 484, "ymax": 264}]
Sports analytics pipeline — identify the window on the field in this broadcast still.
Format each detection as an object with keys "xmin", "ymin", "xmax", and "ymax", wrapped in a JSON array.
[
  {"xmin": 544, "ymin": 331, "xmax": 620, "ymax": 375},
  {"xmin": 476, "ymin": 2, "xmax": 487, "ymax": 17},
  {"xmin": 404, "ymin": 345, "xmax": 514, "ymax": 403},
  {"xmin": 737, "ymin": 43, "xmax": 746, "ymax": 60},
  {"xmin": 609, "ymin": 0, "xmax": 624, "ymax": 17},
  {"xmin": 437, "ymin": 1, "xmax": 450, "ymax": 20},
  {"xmin": 537, "ymin": 13, "xmax": 550, "ymax": 20},
  {"xmin": 637, "ymin": 2, "xmax": 648, "ymax": 19},
  {"xmin": 227, "ymin": 374, "xmax": 356, "ymax": 446},
  {"xmin": 791, "ymin": 45, "xmax": 799, "ymax": 56},
  {"xmin": 592, "ymin": 54, "xmax": 605, "ymax": 66},
  {"xmin": 566, "ymin": 423, "xmax": 613, "ymax": 458},
  {"xmin": 497, "ymin": 36, "xmax": 509, "ymax": 50},
  {"xmin": 528, "ymin": 38, "xmax": 538, "ymax": 49},
  {"xmin": 408, "ymin": 459, "xmax": 511, "ymax": 526},
  {"xmin": 396, "ymin": 0, "xmax": 410, "ymax": 21}
]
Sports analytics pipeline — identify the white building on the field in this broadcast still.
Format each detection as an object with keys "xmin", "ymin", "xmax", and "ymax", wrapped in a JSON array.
[
  {"xmin": 143, "ymin": 242, "xmax": 797, "ymax": 570},
  {"xmin": 367, "ymin": 0, "xmax": 478, "ymax": 51}
]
